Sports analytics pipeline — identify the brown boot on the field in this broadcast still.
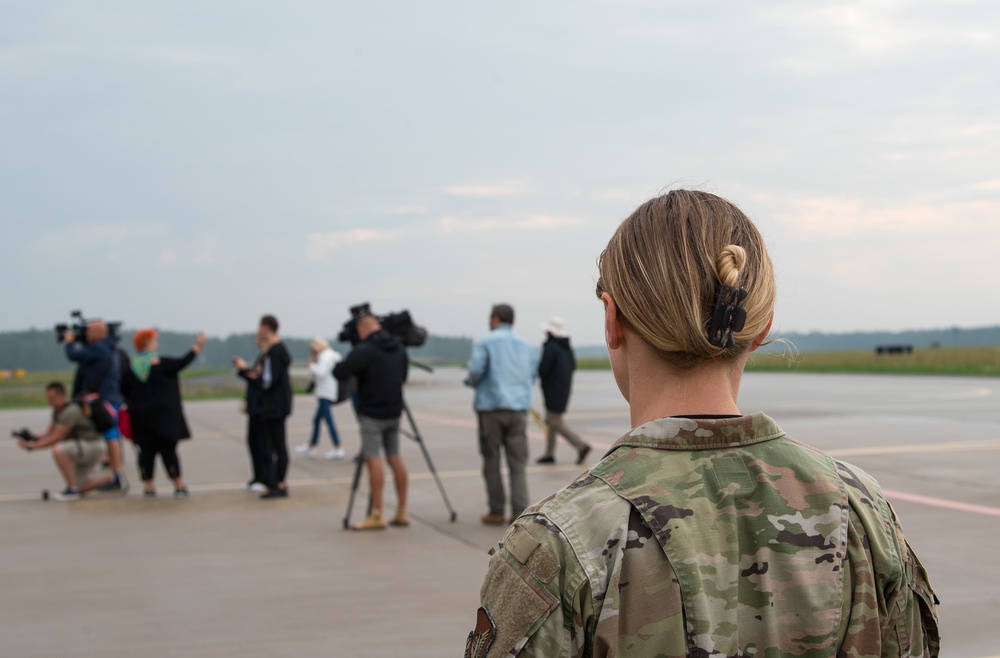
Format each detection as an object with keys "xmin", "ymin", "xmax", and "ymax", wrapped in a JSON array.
[
  {"xmin": 353, "ymin": 510, "xmax": 386, "ymax": 531},
  {"xmin": 480, "ymin": 513, "xmax": 506, "ymax": 526},
  {"xmin": 390, "ymin": 508, "xmax": 410, "ymax": 527}
]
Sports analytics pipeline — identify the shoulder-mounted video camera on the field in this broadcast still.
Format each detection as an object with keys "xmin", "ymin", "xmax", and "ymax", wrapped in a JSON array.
[
  {"xmin": 337, "ymin": 302, "xmax": 428, "ymax": 348},
  {"xmin": 55, "ymin": 310, "xmax": 122, "ymax": 344}
]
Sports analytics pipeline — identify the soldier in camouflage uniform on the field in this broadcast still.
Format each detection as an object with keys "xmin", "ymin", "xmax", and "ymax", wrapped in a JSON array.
[{"xmin": 465, "ymin": 190, "xmax": 940, "ymax": 657}]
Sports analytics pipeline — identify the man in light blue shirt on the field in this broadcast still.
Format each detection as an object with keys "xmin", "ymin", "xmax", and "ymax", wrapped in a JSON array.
[{"xmin": 466, "ymin": 303, "xmax": 537, "ymax": 525}]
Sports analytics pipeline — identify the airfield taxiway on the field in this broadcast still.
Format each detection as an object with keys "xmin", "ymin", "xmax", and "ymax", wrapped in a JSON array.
[{"xmin": 1, "ymin": 368, "xmax": 998, "ymax": 657}]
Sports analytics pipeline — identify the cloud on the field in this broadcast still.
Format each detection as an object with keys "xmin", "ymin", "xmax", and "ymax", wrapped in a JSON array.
[
  {"xmin": 127, "ymin": 42, "xmax": 293, "ymax": 95},
  {"xmin": 587, "ymin": 188, "xmax": 640, "ymax": 203},
  {"xmin": 22, "ymin": 223, "xmax": 166, "ymax": 260},
  {"xmin": 0, "ymin": 41, "xmax": 81, "ymax": 81},
  {"xmin": 192, "ymin": 237, "xmax": 218, "ymax": 266},
  {"xmin": 130, "ymin": 44, "xmax": 240, "ymax": 69},
  {"xmin": 960, "ymin": 124, "xmax": 1000, "ymax": 138},
  {"xmin": 305, "ymin": 215, "xmax": 583, "ymax": 263},
  {"xmin": 304, "ymin": 228, "xmax": 399, "ymax": 262},
  {"xmin": 444, "ymin": 181, "xmax": 530, "ymax": 198},
  {"xmin": 387, "ymin": 204, "xmax": 429, "ymax": 215},
  {"xmin": 158, "ymin": 249, "xmax": 179, "ymax": 268},
  {"xmin": 970, "ymin": 179, "xmax": 1000, "ymax": 191},
  {"xmin": 437, "ymin": 214, "xmax": 582, "ymax": 233},
  {"xmin": 762, "ymin": 195, "xmax": 969, "ymax": 240},
  {"xmin": 762, "ymin": 2, "xmax": 997, "ymax": 73}
]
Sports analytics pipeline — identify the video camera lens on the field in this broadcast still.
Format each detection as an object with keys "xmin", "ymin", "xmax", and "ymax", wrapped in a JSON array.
[{"xmin": 54, "ymin": 323, "xmax": 86, "ymax": 344}]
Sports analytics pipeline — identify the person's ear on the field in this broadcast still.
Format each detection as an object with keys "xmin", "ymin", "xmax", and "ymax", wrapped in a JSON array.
[
  {"xmin": 750, "ymin": 313, "xmax": 774, "ymax": 352},
  {"xmin": 601, "ymin": 292, "xmax": 625, "ymax": 350}
]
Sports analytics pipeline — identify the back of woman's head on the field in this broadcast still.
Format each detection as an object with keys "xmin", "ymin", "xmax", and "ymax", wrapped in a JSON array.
[
  {"xmin": 133, "ymin": 328, "xmax": 158, "ymax": 352},
  {"xmin": 596, "ymin": 189, "xmax": 776, "ymax": 369}
]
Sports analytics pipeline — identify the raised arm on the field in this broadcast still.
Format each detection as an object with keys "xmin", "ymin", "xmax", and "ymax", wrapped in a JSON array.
[{"xmin": 160, "ymin": 333, "xmax": 207, "ymax": 376}]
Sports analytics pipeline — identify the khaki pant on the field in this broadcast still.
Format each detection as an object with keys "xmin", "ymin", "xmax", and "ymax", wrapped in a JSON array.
[
  {"xmin": 478, "ymin": 410, "xmax": 529, "ymax": 518},
  {"xmin": 64, "ymin": 438, "xmax": 105, "ymax": 486},
  {"xmin": 542, "ymin": 410, "xmax": 586, "ymax": 457}
]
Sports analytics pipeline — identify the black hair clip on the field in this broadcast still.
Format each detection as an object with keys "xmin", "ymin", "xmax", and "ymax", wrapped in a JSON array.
[{"xmin": 707, "ymin": 284, "xmax": 748, "ymax": 349}]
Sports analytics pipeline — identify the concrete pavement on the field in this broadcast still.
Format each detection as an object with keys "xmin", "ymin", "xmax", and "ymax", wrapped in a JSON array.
[{"xmin": 1, "ymin": 368, "xmax": 998, "ymax": 656}]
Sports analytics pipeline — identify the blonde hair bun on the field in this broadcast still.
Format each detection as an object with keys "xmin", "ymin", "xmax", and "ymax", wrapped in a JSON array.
[{"xmin": 716, "ymin": 245, "xmax": 747, "ymax": 288}]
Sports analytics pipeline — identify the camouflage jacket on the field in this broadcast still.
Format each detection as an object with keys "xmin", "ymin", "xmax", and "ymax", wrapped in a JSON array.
[{"xmin": 465, "ymin": 413, "xmax": 940, "ymax": 658}]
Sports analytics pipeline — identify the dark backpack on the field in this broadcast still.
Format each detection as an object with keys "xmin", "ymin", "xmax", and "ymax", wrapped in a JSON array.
[{"xmin": 75, "ymin": 346, "xmax": 124, "ymax": 433}]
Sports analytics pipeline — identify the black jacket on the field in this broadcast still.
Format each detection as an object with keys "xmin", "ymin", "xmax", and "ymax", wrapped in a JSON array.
[
  {"xmin": 538, "ymin": 335, "xmax": 575, "ymax": 413},
  {"xmin": 120, "ymin": 350, "xmax": 197, "ymax": 443},
  {"xmin": 239, "ymin": 341, "xmax": 293, "ymax": 420},
  {"xmin": 333, "ymin": 329, "xmax": 408, "ymax": 419},
  {"xmin": 66, "ymin": 337, "xmax": 123, "ymax": 405}
]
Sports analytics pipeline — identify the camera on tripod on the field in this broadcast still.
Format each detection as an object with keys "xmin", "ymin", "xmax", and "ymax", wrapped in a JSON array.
[
  {"xmin": 337, "ymin": 303, "xmax": 428, "ymax": 348},
  {"xmin": 334, "ymin": 302, "xmax": 456, "ymax": 526},
  {"xmin": 54, "ymin": 310, "xmax": 122, "ymax": 344}
]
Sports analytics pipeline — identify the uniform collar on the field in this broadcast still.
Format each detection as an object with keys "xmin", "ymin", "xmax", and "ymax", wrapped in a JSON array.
[{"xmin": 608, "ymin": 412, "xmax": 785, "ymax": 453}]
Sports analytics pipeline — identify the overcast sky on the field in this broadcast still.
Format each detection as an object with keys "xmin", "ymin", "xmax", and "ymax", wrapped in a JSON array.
[{"xmin": 3, "ymin": 1, "xmax": 998, "ymax": 346}]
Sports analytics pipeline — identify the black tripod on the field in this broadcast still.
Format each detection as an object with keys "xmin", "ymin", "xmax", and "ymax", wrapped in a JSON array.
[{"xmin": 342, "ymin": 398, "xmax": 458, "ymax": 528}]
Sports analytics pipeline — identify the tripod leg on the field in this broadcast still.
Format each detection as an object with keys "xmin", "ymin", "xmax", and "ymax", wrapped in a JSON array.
[
  {"xmin": 403, "ymin": 402, "xmax": 458, "ymax": 522},
  {"xmin": 343, "ymin": 451, "xmax": 365, "ymax": 529}
]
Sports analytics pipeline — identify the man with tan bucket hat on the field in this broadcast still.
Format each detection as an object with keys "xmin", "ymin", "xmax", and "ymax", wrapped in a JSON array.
[{"xmin": 536, "ymin": 316, "xmax": 591, "ymax": 465}]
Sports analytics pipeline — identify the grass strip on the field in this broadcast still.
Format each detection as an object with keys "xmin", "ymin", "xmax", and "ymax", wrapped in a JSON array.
[
  {"xmin": 578, "ymin": 346, "xmax": 1000, "ymax": 377},
  {"xmin": 0, "ymin": 368, "xmax": 309, "ymax": 409}
]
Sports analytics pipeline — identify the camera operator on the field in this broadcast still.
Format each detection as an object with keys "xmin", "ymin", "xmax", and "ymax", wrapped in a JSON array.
[
  {"xmin": 63, "ymin": 319, "xmax": 126, "ymax": 491},
  {"xmin": 333, "ymin": 312, "xmax": 410, "ymax": 530},
  {"xmin": 16, "ymin": 382, "xmax": 116, "ymax": 500}
]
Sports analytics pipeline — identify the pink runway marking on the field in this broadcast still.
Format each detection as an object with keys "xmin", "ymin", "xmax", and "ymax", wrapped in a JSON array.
[
  {"xmin": 883, "ymin": 489, "xmax": 1000, "ymax": 517},
  {"xmin": 411, "ymin": 413, "xmax": 477, "ymax": 429},
  {"xmin": 412, "ymin": 412, "xmax": 552, "ymax": 440},
  {"xmin": 412, "ymin": 414, "xmax": 999, "ymax": 517}
]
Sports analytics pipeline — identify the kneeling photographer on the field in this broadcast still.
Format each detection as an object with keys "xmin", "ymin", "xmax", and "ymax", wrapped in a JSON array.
[
  {"xmin": 14, "ymin": 382, "xmax": 115, "ymax": 500},
  {"xmin": 333, "ymin": 308, "xmax": 410, "ymax": 530}
]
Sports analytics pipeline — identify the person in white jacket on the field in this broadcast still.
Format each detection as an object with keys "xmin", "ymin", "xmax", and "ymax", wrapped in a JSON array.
[{"xmin": 296, "ymin": 338, "xmax": 346, "ymax": 459}]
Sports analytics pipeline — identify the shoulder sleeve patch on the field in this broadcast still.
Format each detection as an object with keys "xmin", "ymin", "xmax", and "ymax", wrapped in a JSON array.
[{"xmin": 464, "ymin": 606, "xmax": 496, "ymax": 658}]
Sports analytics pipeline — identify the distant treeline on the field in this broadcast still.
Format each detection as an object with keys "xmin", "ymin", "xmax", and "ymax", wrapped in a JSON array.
[
  {"xmin": 0, "ymin": 329, "xmax": 476, "ymax": 371},
  {"xmin": 3, "ymin": 325, "xmax": 999, "ymax": 371},
  {"xmin": 762, "ymin": 325, "xmax": 1000, "ymax": 354}
]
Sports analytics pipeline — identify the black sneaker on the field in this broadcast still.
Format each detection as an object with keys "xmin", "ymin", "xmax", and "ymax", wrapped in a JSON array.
[
  {"xmin": 260, "ymin": 488, "xmax": 288, "ymax": 499},
  {"xmin": 55, "ymin": 487, "xmax": 81, "ymax": 501},
  {"xmin": 99, "ymin": 472, "xmax": 130, "ymax": 495},
  {"xmin": 576, "ymin": 445, "xmax": 592, "ymax": 465},
  {"xmin": 143, "ymin": 490, "xmax": 157, "ymax": 499},
  {"xmin": 174, "ymin": 488, "xmax": 189, "ymax": 498},
  {"xmin": 536, "ymin": 455, "xmax": 556, "ymax": 464}
]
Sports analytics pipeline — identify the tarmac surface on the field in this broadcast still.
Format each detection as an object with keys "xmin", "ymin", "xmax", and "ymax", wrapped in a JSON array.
[{"xmin": 1, "ymin": 367, "xmax": 998, "ymax": 657}]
